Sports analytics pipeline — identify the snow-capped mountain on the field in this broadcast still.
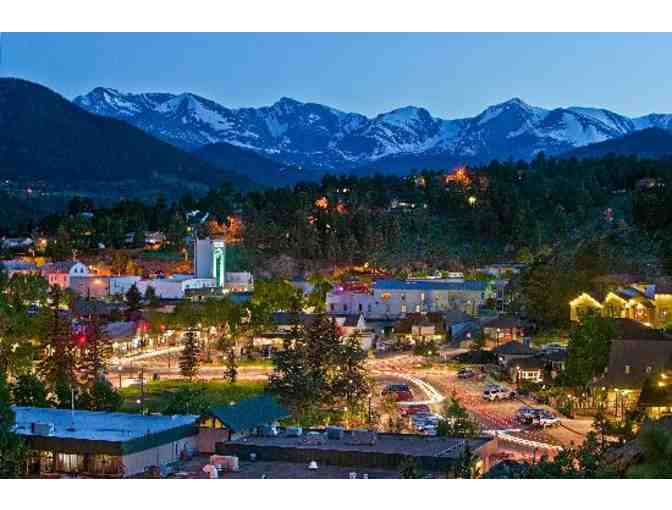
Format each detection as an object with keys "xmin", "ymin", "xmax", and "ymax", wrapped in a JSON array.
[{"xmin": 73, "ymin": 89, "xmax": 672, "ymax": 171}]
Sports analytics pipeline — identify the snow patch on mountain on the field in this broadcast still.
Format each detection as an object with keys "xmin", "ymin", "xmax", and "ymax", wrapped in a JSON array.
[{"xmin": 73, "ymin": 88, "xmax": 672, "ymax": 170}]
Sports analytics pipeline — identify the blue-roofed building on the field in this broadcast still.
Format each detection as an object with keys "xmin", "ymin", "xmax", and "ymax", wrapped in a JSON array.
[
  {"xmin": 326, "ymin": 278, "xmax": 493, "ymax": 319},
  {"xmin": 12, "ymin": 406, "xmax": 199, "ymax": 477}
]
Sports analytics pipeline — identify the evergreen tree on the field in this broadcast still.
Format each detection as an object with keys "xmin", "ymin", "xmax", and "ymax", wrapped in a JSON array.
[
  {"xmin": 179, "ymin": 328, "xmax": 200, "ymax": 382},
  {"xmin": 437, "ymin": 392, "xmax": 481, "ymax": 438},
  {"xmin": 268, "ymin": 315, "xmax": 370, "ymax": 423},
  {"xmin": 11, "ymin": 374, "xmax": 48, "ymax": 407},
  {"xmin": 0, "ymin": 374, "xmax": 27, "ymax": 477},
  {"xmin": 125, "ymin": 284, "xmax": 142, "ymax": 313},
  {"xmin": 78, "ymin": 314, "xmax": 112, "ymax": 385},
  {"xmin": 78, "ymin": 378, "xmax": 122, "ymax": 412},
  {"xmin": 144, "ymin": 286, "xmax": 160, "ymax": 308},
  {"xmin": 37, "ymin": 287, "xmax": 78, "ymax": 407}
]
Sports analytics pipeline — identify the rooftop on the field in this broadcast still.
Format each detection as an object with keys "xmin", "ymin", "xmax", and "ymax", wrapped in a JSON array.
[
  {"xmin": 227, "ymin": 429, "xmax": 490, "ymax": 459},
  {"xmin": 12, "ymin": 406, "xmax": 198, "ymax": 443},
  {"xmin": 374, "ymin": 279, "xmax": 489, "ymax": 292},
  {"xmin": 493, "ymin": 341, "xmax": 536, "ymax": 356},
  {"xmin": 206, "ymin": 395, "xmax": 289, "ymax": 433}
]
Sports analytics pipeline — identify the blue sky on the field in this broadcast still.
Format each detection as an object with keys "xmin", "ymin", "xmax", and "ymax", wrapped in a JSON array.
[{"xmin": 3, "ymin": 32, "xmax": 672, "ymax": 118}]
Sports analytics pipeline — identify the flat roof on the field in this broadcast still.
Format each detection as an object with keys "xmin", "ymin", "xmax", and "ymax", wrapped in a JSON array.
[
  {"xmin": 374, "ymin": 279, "xmax": 489, "ymax": 292},
  {"xmin": 12, "ymin": 406, "xmax": 198, "ymax": 443},
  {"xmin": 227, "ymin": 429, "xmax": 491, "ymax": 459}
]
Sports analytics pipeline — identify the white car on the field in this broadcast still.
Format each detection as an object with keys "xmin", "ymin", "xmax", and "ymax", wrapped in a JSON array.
[
  {"xmin": 534, "ymin": 411, "xmax": 561, "ymax": 428},
  {"xmin": 482, "ymin": 386, "xmax": 515, "ymax": 401}
]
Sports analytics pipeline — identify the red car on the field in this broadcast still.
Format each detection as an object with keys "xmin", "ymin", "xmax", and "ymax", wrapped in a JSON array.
[{"xmin": 400, "ymin": 404, "xmax": 430, "ymax": 416}]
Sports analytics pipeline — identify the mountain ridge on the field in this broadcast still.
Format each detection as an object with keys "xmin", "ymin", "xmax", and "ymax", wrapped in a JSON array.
[
  {"xmin": 74, "ymin": 87, "xmax": 672, "ymax": 173},
  {"xmin": 0, "ymin": 78, "xmax": 256, "ymax": 197}
]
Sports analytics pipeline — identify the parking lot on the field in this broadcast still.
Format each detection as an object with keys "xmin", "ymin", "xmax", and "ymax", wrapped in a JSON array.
[{"xmin": 422, "ymin": 368, "xmax": 592, "ymax": 449}]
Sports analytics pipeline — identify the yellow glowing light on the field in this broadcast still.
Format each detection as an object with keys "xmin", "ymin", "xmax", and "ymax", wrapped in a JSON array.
[{"xmin": 468, "ymin": 196, "xmax": 477, "ymax": 206}]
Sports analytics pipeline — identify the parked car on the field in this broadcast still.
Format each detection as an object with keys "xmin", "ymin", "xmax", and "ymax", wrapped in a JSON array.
[
  {"xmin": 457, "ymin": 368, "xmax": 476, "ymax": 379},
  {"xmin": 401, "ymin": 404, "xmax": 431, "ymax": 416},
  {"xmin": 515, "ymin": 406, "xmax": 539, "ymax": 424},
  {"xmin": 482, "ymin": 385, "xmax": 516, "ymax": 401},
  {"xmin": 534, "ymin": 411, "xmax": 561, "ymax": 428}
]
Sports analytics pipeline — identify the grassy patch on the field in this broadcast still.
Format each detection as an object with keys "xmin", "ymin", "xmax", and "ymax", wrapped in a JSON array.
[
  {"xmin": 237, "ymin": 358, "xmax": 274, "ymax": 369},
  {"xmin": 119, "ymin": 379, "xmax": 266, "ymax": 413}
]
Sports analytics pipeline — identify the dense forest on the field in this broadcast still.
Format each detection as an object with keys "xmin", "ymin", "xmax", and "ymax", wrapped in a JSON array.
[{"xmin": 15, "ymin": 154, "xmax": 672, "ymax": 263}]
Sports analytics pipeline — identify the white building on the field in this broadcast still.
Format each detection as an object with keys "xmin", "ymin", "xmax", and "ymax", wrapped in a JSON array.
[
  {"xmin": 194, "ymin": 238, "xmax": 226, "ymax": 287},
  {"xmin": 224, "ymin": 271, "xmax": 254, "ymax": 292},
  {"xmin": 109, "ymin": 276, "xmax": 142, "ymax": 296},
  {"xmin": 327, "ymin": 279, "xmax": 493, "ymax": 319},
  {"xmin": 136, "ymin": 274, "xmax": 217, "ymax": 300}
]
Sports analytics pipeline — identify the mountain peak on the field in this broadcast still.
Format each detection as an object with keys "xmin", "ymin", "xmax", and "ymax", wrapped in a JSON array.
[{"xmin": 275, "ymin": 96, "xmax": 302, "ymax": 106}]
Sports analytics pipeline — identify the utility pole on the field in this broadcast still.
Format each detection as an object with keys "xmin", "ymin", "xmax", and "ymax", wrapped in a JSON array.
[{"xmin": 139, "ymin": 367, "xmax": 145, "ymax": 414}]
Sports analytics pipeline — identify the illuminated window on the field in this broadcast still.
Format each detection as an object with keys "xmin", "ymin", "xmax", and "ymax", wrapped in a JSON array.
[
  {"xmin": 401, "ymin": 304, "xmax": 407, "ymax": 314},
  {"xmin": 625, "ymin": 365, "xmax": 631, "ymax": 374}
]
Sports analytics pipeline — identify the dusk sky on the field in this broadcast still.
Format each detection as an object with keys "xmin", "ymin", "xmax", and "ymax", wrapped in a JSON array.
[{"xmin": 4, "ymin": 32, "xmax": 672, "ymax": 118}]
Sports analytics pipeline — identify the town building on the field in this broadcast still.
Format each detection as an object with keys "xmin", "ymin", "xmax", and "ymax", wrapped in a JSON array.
[
  {"xmin": 326, "ymin": 279, "xmax": 492, "ymax": 319},
  {"xmin": 194, "ymin": 237, "xmax": 226, "ymax": 287},
  {"xmin": 1, "ymin": 237, "xmax": 33, "ymax": 251},
  {"xmin": 1, "ymin": 259, "xmax": 37, "ymax": 277},
  {"xmin": 13, "ymin": 407, "xmax": 199, "ymax": 477},
  {"xmin": 70, "ymin": 275, "xmax": 110, "ymax": 298},
  {"xmin": 40, "ymin": 261, "xmax": 89, "ymax": 289},
  {"xmin": 570, "ymin": 281, "xmax": 672, "ymax": 329},
  {"xmin": 478, "ymin": 262, "xmax": 524, "ymax": 278},
  {"xmin": 392, "ymin": 312, "xmax": 446, "ymax": 347},
  {"xmin": 217, "ymin": 428, "xmax": 498, "ymax": 476},
  {"xmin": 483, "ymin": 316, "xmax": 527, "ymax": 346},
  {"xmin": 196, "ymin": 395, "xmax": 289, "ymax": 453},
  {"xmin": 596, "ymin": 319, "xmax": 672, "ymax": 417},
  {"xmin": 493, "ymin": 341, "xmax": 537, "ymax": 367},
  {"xmin": 135, "ymin": 274, "xmax": 217, "ymax": 300},
  {"xmin": 224, "ymin": 271, "xmax": 254, "ymax": 292},
  {"xmin": 508, "ymin": 356, "xmax": 546, "ymax": 383},
  {"xmin": 108, "ymin": 276, "xmax": 142, "ymax": 296}
]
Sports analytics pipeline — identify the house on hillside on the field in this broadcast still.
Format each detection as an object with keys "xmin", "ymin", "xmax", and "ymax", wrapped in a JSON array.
[
  {"xmin": 595, "ymin": 318, "xmax": 672, "ymax": 418},
  {"xmin": 570, "ymin": 280, "xmax": 672, "ymax": 329},
  {"xmin": 492, "ymin": 341, "xmax": 537, "ymax": 367},
  {"xmin": 392, "ymin": 312, "xmax": 446, "ymax": 348},
  {"xmin": 483, "ymin": 316, "xmax": 526, "ymax": 346}
]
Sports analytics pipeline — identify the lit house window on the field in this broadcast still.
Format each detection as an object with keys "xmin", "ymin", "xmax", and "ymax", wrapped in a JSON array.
[
  {"xmin": 625, "ymin": 365, "xmax": 631, "ymax": 374},
  {"xmin": 415, "ymin": 305, "xmax": 420, "ymax": 313},
  {"xmin": 401, "ymin": 304, "xmax": 407, "ymax": 314}
]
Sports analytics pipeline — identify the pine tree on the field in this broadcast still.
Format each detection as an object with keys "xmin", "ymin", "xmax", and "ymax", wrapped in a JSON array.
[
  {"xmin": 125, "ymin": 284, "xmax": 142, "ymax": 313},
  {"xmin": 37, "ymin": 287, "xmax": 78, "ymax": 407},
  {"xmin": 268, "ymin": 315, "xmax": 370, "ymax": 423},
  {"xmin": 0, "ymin": 375, "xmax": 27, "ymax": 477},
  {"xmin": 179, "ymin": 328, "xmax": 200, "ymax": 382},
  {"xmin": 78, "ymin": 314, "xmax": 112, "ymax": 385}
]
